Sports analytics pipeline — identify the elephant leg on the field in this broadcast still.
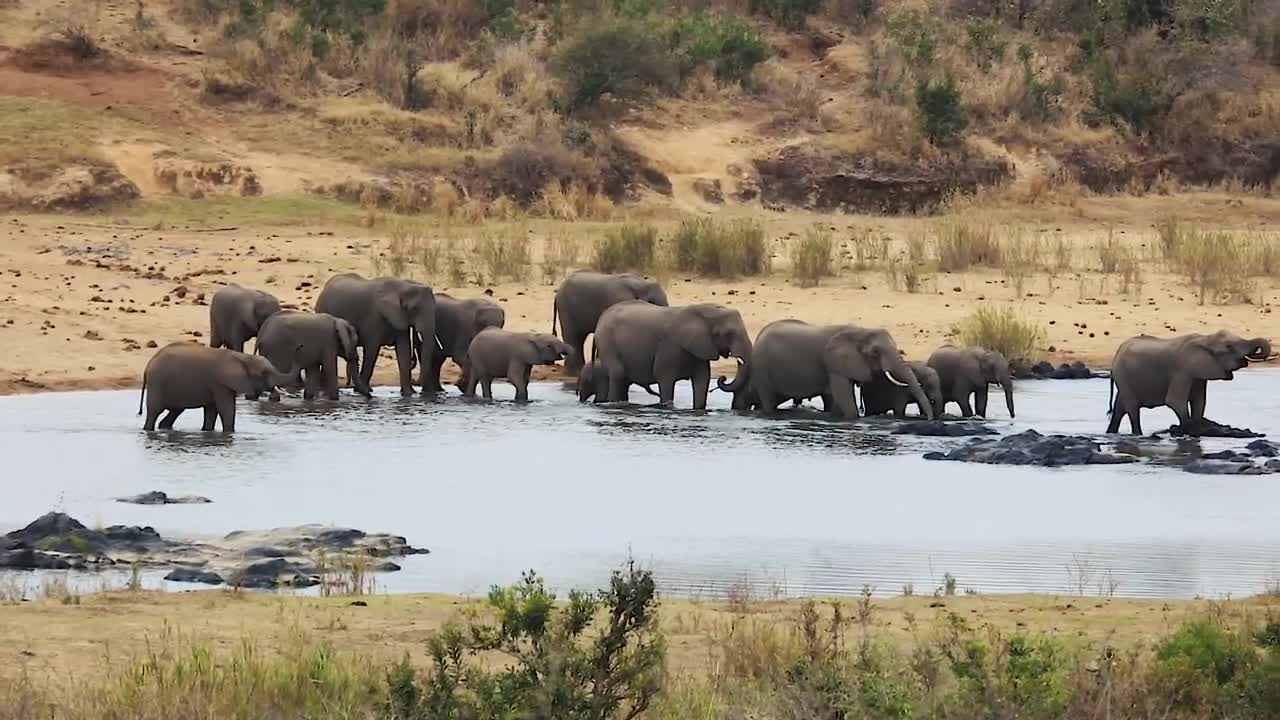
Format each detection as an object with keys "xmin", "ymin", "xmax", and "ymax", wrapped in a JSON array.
[
  {"xmin": 605, "ymin": 365, "xmax": 627, "ymax": 404},
  {"xmin": 426, "ymin": 348, "xmax": 448, "ymax": 392},
  {"xmin": 359, "ymin": 342, "xmax": 379, "ymax": 394},
  {"xmin": 143, "ymin": 408, "xmax": 161, "ymax": 431},
  {"xmin": 820, "ymin": 393, "xmax": 834, "ymax": 414},
  {"xmin": 201, "ymin": 406, "xmax": 217, "ymax": 431},
  {"xmin": 345, "ymin": 356, "xmax": 359, "ymax": 388},
  {"xmin": 229, "ymin": 335, "xmax": 245, "ymax": 354},
  {"xmin": 691, "ymin": 363, "xmax": 710, "ymax": 410},
  {"xmin": 828, "ymin": 374, "xmax": 859, "ymax": 419},
  {"xmin": 974, "ymin": 386, "xmax": 989, "ymax": 418},
  {"xmin": 562, "ymin": 321, "xmax": 586, "ymax": 374},
  {"xmin": 1165, "ymin": 376, "xmax": 1192, "ymax": 427},
  {"xmin": 481, "ymin": 376, "xmax": 494, "ymax": 401},
  {"xmin": 511, "ymin": 361, "xmax": 531, "ymax": 402},
  {"xmin": 657, "ymin": 376, "xmax": 677, "ymax": 408},
  {"xmin": 269, "ymin": 387, "xmax": 281, "ymax": 402},
  {"xmin": 1190, "ymin": 379, "xmax": 1207, "ymax": 422},
  {"xmin": 394, "ymin": 335, "xmax": 417, "ymax": 397},
  {"xmin": 462, "ymin": 367, "xmax": 479, "ymax": 397},
  {"xmin": 302, "ymin": 366, "xmax": 320, "ymax": 401},
  {"xmin": 159, "ymin": 408, "xmax": 183, "ymax": 430},
  {"xmin": 322, "ymin": 356, "xmax": 340, "ymax": 401},
  {"xmin": 215, "ymin": 391, "xmax": 237, "ymax": 432},
  {"xmin": 1105, "ymin": 398, "xmax": 1124, "ymax": 434},
  {"xmin": 755, "ymin": 381, "xmax": 780, "ymax": 414}
]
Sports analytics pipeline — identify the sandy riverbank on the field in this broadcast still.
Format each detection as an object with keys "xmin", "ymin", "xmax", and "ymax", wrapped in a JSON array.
[{"xmin": 1, "ymin": 198, "xmax": 1278, "ymax": 395}]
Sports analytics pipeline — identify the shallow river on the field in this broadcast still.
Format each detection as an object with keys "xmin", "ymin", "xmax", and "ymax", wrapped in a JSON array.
[{"xmin": 4, "ymin": 371, "xmax": 1280, "ymax": 599}]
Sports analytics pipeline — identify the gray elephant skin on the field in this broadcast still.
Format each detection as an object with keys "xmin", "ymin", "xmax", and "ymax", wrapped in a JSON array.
[
  {"xmin": 466, "ymin": 329, "xmax": 572, "ymax": 402},
  {"xmin": 415, "ymin": 293, "xmax": 506, "ymax": 393},
  {"xmin": 863, "ymin": 360, "xmax": 943, "ymax": 418},
  {"xmin": 577, "ymin": 360, "xmax": 658, "ymax": 402},
  {"xmin": 209, "ymin": 284, "xmax": 281, "ymax": 352},
  {"xmin": 254, "ymin": 310, "xmax": 370, "ymax": 401},
  {"xmin": 717, "ymin": 319, "xmax": 931, "ymax": 419},
  {"xmin": 1106, "ymin": 331, "xmax": 1271, "ymax": 434},
  {"xmin": 927, "ymin": 345, "xmax": 1015, "ymax": 419},
  {"xmin": 593, "ymin": 301, "xmax": 751, "ymax": 409},
  {"xmin": 553, "ymin": 270, "xmax": 669, "ymax": 373},
  {"xmin": 139, "ymin": 342, "xmax": 294, "ymax": 431},
  {"xmin": 314, "ymin": 273, "xmax": 437, "ymax": 397}
]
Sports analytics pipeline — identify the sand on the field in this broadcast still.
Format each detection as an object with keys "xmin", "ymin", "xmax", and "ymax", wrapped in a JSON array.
[{"xmin": 1, "ymin": 200, "xmax": 1278, "ymax": 395}]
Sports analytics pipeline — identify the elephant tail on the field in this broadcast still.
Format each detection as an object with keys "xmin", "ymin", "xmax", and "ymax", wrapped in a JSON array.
[
  {"xmin": 137, "ymin": 373, "xmax": 146, "ymax": 416},
  {"xmin": 551, "ymin": 296, "xmax": 558, "ymax": 336}
]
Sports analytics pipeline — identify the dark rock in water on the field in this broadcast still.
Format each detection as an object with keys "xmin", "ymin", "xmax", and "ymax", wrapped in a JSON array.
[
  {"xmin": 925, "ymin": 430, "xmax": 1138, "ymax": 467},
  {"xmin": 222, "ymin": 525, "xmax": 428, "ymax": 557},
  {"xmin": 1247, "ymin": 439, "xmax": 1279, "ymax": 457},
  {"xmin": 1183, "ymin": 460, "xmax": 1271, "ymax": 475},
  {"xmin": 373, "ymin": 561, "xmax": 402, "ymax": 572},
  {"xmin": 0, "ymin": 512, "xmax": 168, "ymax": 557},
  {"xmin": 1166, "ymin": 419, "xmax": 1264, "ymax": 438},
  {"xmin": 230, "ymin": 558, "xmax": 321, "ymax": 589},
  {"xmin": 893, "ymin": 421, "xmax": 998, "ymax": 437},
  {"xmin": 0, "ymin": 548, "xmax": 80, "ymax": 570},
  {"xmin": 241, "ymin": 546, "xmax": 289, "ymax": 559},
  {"xmin": 165, "ymin": 568, "xmax": 224, "ymax": 585},
  {"xmin": 117, "ymin": 491, "xmax": 212, "ymax": 505}
]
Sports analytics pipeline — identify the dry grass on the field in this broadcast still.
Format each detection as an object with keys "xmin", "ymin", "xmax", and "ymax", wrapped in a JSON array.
[
  {"xmin": 789, "ymin": 225, "xmax": 835, "ymax": 287},
  {"xmin": 592, "ymin": 222, "xmax": 660, "ymax": 274},
  {"xmin": 999, "ymin": 226, "xmax": 1041, "ymax": 297},
  {"xmin": 670, "ymin": 217, "xmax": 771, "ymax": 278},
  {"xmin": 934, "ymin": 218, "xmax": 1000, "ymax": 272},
  {"xmin": 957, "ymin": 304, "xmax": 1046, "ymax": 363}
]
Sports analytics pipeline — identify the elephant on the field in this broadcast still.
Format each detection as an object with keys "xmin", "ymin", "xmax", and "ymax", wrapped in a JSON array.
[
  {"xmin": 716, "ymin": 319, "xmax": 931, "ymax": 420},
  {"xmin": 861, "ymin": 360, "xmax": 943, "ymax": 418},
  {"xmin": 593, "ymin": 301, "xmax": 752, "ymax": 409},
  {"xmin": 553, "ymin": 270, "xmax": 669, "ymax": 374},
  {"xmin": 927, "ymin": 346, "xmax": 1016, "ymax": 419},
  {"xmin": 1106, "ymin": 331, "xmax": 1272, "ymax": 434},
  {"xmin": 413, "ymin": 293, "xmax": 506, "ymax": 393},
  {"xmin": 253, "ymin": 310, "xmax": 370, "ymax": 401},
  {"xmin": 138, "ymin": 342, "xmax": 295, "ymax": 431},
  {"xmin": 577, "ymin": 360, "xmax": 659, "ymax": 402},
  {"xmin": 465, "ymin": 329, "xmax": 572, "ymax": 402},
  {"xmin": 314, "ymin": 273, "xmax": 437, "ymax": 397},
  {"xmin": 208, "ymin": 284, "xmax": 281, "ymax": 352}
]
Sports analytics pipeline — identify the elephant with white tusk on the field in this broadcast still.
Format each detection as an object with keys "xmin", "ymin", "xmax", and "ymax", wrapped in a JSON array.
[
  {"xmin": 716, "ymin": 319, "xmax": 931, "ymax": 420},
  {"xmin": 465, "ymin": 329, "xmax": 573, "ymax": 402},
  {"xmin": 927, "ymin": 345, "xmax": 1016, "ymax": 419},
  {"xmin": 593, "ymin": 301, "xmax": 752, "ymax": 409},
  {"xmin": 1106, "ymin": 331, "xmax": 1272, "ymax": 434},
  {"xmin": 314, "ymin": 273, "xmax": 438, "ymax": 397},
  {"xmin": 862, "ymin": 360, "xmax": 943, "ymax": 419},
  {"xmin": 413, "ymin": 293, "xmax": 506, "ymax": 394},
  {"xmin": 138, "ymin": 342, "xmax": 296, "ymax": 432}
]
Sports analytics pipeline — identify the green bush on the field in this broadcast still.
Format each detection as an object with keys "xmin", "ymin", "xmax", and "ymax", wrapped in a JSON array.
[
  {"xmin": 1157, "ymin": 620, "xmax": 1258, "ymax": 710},
  {"xmin": 915, "ymin": 75, "xmax": 968, "ymax": 145},
  {"xmin": 749, "ymin": 0, "xmax": 822, "ymax": 29},
  {"xmin": 965, "ymin": 17, "xmax": 1008, "ymax": 71},
  {"xmin": 957, "ymin": 305, "xmax": 1045, "ymax": 364},
  {"xmin": 670, "ymin": 217, "xmax": 770, "ymax": 278},
  {"xmin": 1173, "ymin": 0, "xmax": 1250, "ymax": 38},
  {"xmin": 669, "ymin": 13, "xmax": 769, "ymax": 85},
  {"xmin": 553, "ymin": 17, "xmax": 677, "ymax": 111},
  {"xmin": 592, "ymin": 223, "xmax": 659, "ymax": 273},
  {"xmin": 886, "ymin": 10, "xmax": 937, "ymax": 67},
  {"xmin": 1086, "ymin": 49, "xmax": 1174, "ymax": 136},
  {"xmin": 789, "ymin": 226, "xmax": 835, "ymax": 287},
  {"xmin": 387, "ymin": 566, "xmax": 664, "ymax": 720}
]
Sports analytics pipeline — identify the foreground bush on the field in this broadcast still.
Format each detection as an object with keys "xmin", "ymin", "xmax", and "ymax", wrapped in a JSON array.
[{"xmin": 957, "ymin": 304, "xmax": 1045, "ymax": 364}]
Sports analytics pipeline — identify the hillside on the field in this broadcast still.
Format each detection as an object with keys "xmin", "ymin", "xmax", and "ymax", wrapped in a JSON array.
[{"xmin": 1, "ymin": 0, "xmax": 1277, "ymax": 214}]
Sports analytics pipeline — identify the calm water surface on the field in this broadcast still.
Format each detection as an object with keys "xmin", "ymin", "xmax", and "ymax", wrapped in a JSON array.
[{"xmin": 4, "ymin": 371, "xmax": 1280, "ymax": 599}]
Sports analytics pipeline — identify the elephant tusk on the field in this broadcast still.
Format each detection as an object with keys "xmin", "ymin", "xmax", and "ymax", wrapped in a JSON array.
[
  {"xmin": 884, "ymin": 370, "xmax": 909, "ymax": 387},
  {"xmin": 434, "ymin": 334, "xmax": 444, "ymax": 351}
]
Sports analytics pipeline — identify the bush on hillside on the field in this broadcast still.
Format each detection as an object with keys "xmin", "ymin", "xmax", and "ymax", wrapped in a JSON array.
[
  {"xmin": 669, "ymin": 13, "xmax": 769, "ymax": 85},
  {"xmin": 553, "ymin": 17, "xmax": 676, "ymax": 111},
  {"xmin": 915, "ymin": 75, "xmax": 968, "ymax": 145},
  {"xmin": 749, "ymin": 0, "xmax": 822, "ymax": 29}
]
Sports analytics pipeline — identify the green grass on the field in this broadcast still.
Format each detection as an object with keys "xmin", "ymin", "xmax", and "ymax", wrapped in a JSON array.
[
  {"xmin": 957, "ymin": 304, "xmax": 1045, "ymax": 363},
  {"xmin": 789, "ymin": 225, "xmax": 835, "ymax": 287},
  {"xmin": 108, "ymin": 194, "xmax": 375, "ymax": 229},
  {"xmin": 670, "ymin": 217, "xmax": 771, "ymax": 278}
]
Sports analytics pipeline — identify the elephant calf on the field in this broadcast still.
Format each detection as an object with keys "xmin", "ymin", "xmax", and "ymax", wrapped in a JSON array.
[
  {"xmin": 466, "ymin": 329, "xmax": 572, "ymax": 402},
  {"xmin": 139, "ymin": 342, "xmax": 294, "ymax": 432},
  {"xmin": 862, "ymin": 360, "xmax": 943, "ymax": 419},
  {"xmin": 927, "ymin": 345, "xmax": 1016, "ymax": 419},
  {"xmin": 254, "ymin": 311, "xmax": 371, "ymax": 401},
  {"xmin": 209, "ymin": 284, "xmax": 281, "ymax": 352},
  {"xmin": 577, "ymin": 360, "xmax": 659, "ymax": 403}
]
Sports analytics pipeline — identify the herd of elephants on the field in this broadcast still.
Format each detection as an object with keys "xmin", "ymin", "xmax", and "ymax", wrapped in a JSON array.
[{"xmin": 137, "ymin": 270, "xmax": 1275, "ymax": 436}]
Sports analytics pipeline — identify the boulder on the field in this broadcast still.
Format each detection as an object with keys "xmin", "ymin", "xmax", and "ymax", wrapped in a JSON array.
[
  {"xmin": 164, "ymin": 568, "xmax": 225, "ymax": 585},
  {"xmin": 892, "ymin": 421, "xmax": 998, "ymax": 437},
  {"xmin": 924, "ymin": 430, "xmax": 1139, "ymax": 466},
  {"xmin": 116, "ymin": 491, "xmax": 212, "ymax": 505},
  {"xmin": 691, "ymin": 177, "xmax": 724, "ymax": 204},
  {"xmin": 1165, "ymin": 419, "xmax": 1265, "ymax": 439}
]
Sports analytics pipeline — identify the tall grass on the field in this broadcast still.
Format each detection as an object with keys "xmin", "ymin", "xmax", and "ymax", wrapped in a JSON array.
[
  {"xmin": 1172, "ymin": 227, "xmax": 1253, "ymax": 305},
  {"xmin": 789, "ymin": 226, "xmax": 834, "ymax": 287},
  {"xmin": 1000, "ymin": 227, "xmax": 1042, "ymax": 297},
  {"xmin": 541, "ymin": 232, "xmax": 582, "ymax": 285},
  {"xmin": 935, "ymin": 219, "xmax": 1000, "ymax": 272},
  {"xmin": 671, "ymin": 217, "xmax": 770, "ymax": 278},
  {"xmin": 591, "ymin": 222, "xmax": 659, "ymax": 274},
  {"xmin": 957, "ymin": 305, "xmax": 1045, "ymax": 363},
  {"xmin": 848, "ymin": 228, "xmax": 889, "ymax": 270}
]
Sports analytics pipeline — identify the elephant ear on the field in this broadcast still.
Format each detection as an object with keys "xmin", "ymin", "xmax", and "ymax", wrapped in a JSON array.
[
  {"xmin": 516, "ymin": 337, "xmax": 543, "ymax": 366},
  {"xmin": 335, "ymin": 319, "xmax": 359, "ymax": 359},
  {"xmin": 215, "ymin": 352, "xmax": 256, "ymax": 394},
  {"xmin": 1187, "ymin": 335, "xmax": 1232, "ymax": 379},
  {"xmin": 823, "ymin": 330, "xmax": 873, "ymax": 383},
  {"xmin": 375, "ymin": 287, "xmax": 410, "ymax": 331},
  {"xmin": 672, "ymin": 310, "xmax": 718, "ymax": 361}
]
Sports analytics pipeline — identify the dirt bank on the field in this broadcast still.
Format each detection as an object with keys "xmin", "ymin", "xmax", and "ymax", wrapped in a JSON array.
[{"xmin": 1, "ymin": 198, "xmax": 1278, "ymax": 396}]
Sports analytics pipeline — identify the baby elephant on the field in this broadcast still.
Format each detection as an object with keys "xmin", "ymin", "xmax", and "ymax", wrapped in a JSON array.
[
  {"xmin": 139, "ymin": 342, "xmax": 294, "ymax": 432},
  {"xmin": 466, "ymin": 329, "xmax": 572, "ymax": 401},
  {"xmin": 577, "ymin": 360, "xmax": 659, "ymax": 403},
  {"xmin": 861, "ymin": 360, "xmax": 943, "ymax": 419},
  {"xmin": 254, "ymin": 311, "xmax": 371, "ymax": 401}
]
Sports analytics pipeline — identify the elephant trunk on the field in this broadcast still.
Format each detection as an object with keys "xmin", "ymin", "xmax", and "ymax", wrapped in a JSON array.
[
  {"xmin": 1247, "ymin": 337, "xmax": 1273, "ymax": 361},
  {"xmin": 716, "ymin": 358, "xmax": 750, "ymax": 394},
  {"xmin": 888, "ymin": 357, "xmax": 933, "ymax": 420},
  {"xmin": 1002, "ymin": 373, "xmax": 1016, "ymax": 419}
]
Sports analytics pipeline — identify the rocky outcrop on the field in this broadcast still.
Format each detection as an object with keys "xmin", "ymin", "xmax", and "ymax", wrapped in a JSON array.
[
  {"xmin": 0, "ymin": 163, "xmax": 141, "ymax": 211},
  {"xmin": 691, "ymin": 177, "xmax": 724, "ymax": 204},
  {"xmin": 925, "ymin": 430, "xmax": 1139, "ymax": 466},
  {"xmin": 0, "ymin": 512, "xmax": 428, "ymax": 589},
  {"xmin": 1163, "ymin": 419, "xmax": 1264, "ymax": 439},
  {"xmin": 752, "ymin": 146, "xmax": 1011, "ymax": 215},
  {"xmin": 117, "ymin": 491, "xmax": 212, "ymax": 505},
  {"xmin": 892, "ymin": 421, "xmax": 998, "ymax": 437}
]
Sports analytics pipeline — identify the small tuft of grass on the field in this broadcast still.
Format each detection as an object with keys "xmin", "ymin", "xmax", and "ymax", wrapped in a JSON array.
[
  {"xmin": 957, "ymin": 305, "xmax": 1045, "ymax": 364},
  {"xmin": 1000, "ymin": 227, "xmax": 1042, "ymax": 297},
  {"xmin": 848, "ymin": 228, "xmax": 889, "ymax": 271},
  {"xmin": 591, "ymin": 223, "xmax": 659, "ymax": 274},
  {"xmin": 789, "ymin": 225, "xmax": 835, "ymax": 287}
]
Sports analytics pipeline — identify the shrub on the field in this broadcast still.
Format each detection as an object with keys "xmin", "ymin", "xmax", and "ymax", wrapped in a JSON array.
[
  {"xmin": 670, "ymin": 13, "xmax": 768, "ymax": 85},
  {"xmin": 1174, "ymin": 227, "xmax": 1253, "ymax": 305},
  {"xmin": 592, "ymin": 223, "xmax": 659, "ymax": 273},
  {"xmin": 1157, "ymin": 620, "xmax": 1258, "ymax": 710},
  {"xmin": 915, "ymin": 75, "xmax": 968, "ymax": 145},
  {"xmin": 387, "ymin": 565, "xmax": 664, "ymax": 720},
  {"xmin": 542, "ymin": 232, "xmax": 582, "ymax": 284},
  {"xmin": 1086, "ymin": 46, "xmax": 1175, "ymax": 136},
  {"xmin": 935, "ymin": 220, "xmax": 999, "ymax": 272},
  {"xmin": 749, "ymin": 0, "xmax": 821, "ymax": 29},
  {"xmin": 670, "ymin": 217, "xmax": 770, "ymax": 277},
  {"xmin": 553, "ymin": 17, "xmax": 676, "ymax": 111},
  {"xmin": 886, "ymin": 10, "xmax": 937, "ymax": 67},
  {"xmin": 790, "ymin": 226, "xmax": 835, "ymax": 287},
  {"xmin": 958, "ymin": 305, "xmax": 1045, "ymax": 364},
  {"xmin": 965, "ymin": 17, "xmax": 1007, "ymax": 71},
  {"xmin": 471, "ymin": 231, "xmax": 531, "ymax": 282}
]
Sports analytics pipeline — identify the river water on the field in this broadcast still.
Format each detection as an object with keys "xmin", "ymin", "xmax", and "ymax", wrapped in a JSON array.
[{"xmin": 3, "ymin": 371, "xmax": 1280, "ymax": 599}]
